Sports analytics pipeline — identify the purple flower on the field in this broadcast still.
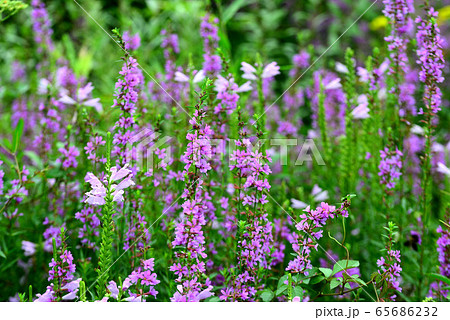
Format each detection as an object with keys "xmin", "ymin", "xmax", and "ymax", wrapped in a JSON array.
[
  {"xmin": 378, "ymin": 147, "xmax": 403, "ymax": 189},
  {"xmin": 22, "ymin": 241, "xmax": 37, "ymax": 256},
  {"xmin": 112, "ymin": 57, "xmax": 143, "ymax": 163},
  {"xmin": 430, "ymin": 219, "xmax": 450, "ymax": 299},
  {"xmin": 287, "ymin": 199, "xmax": 351, "ymax": 274},
  {"xmin": 123, "ymin": 31, "xmax": 141, "ymax": 51},
  {"xmin": 122, "ymin": 259, "xmax": 160, "ymax": 301},
  {"xmin": 416, "ymin": 5, "xmax": 445, "ymax": 115},
  {"xmin": 31, "ymin": 0, "xmax": 54, "ymax": 53},
  {"xmin": 57, "ymin": 146, "xmax": 80, "ymax": 169},
  {"xmin": 201, "ymin": 15, "xmax": 222, "ymax": 76}
]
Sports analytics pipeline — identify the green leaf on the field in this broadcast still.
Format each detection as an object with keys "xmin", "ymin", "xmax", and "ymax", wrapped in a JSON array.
[
  {"xmin": 222, "ymin": 0, "xmax": 251, "ymax": 24},
  {"xmin": 207, "ymin": 296, "xmax": 221, "ymax": 302},
  {"xmin": 330, "ymin": 278, "xmax": 341, "ymax": 290},
  {"xmin": 331, "ymin": 260, "xmax": 360, "ymax": 276},
  {"xmin": 428, "ymin": 273, "xmax": 450, "ymax": 285},
  {"xmin": 276, "ymin": 274, "xmax": 289, "ymax": 295},
  {"xmin": 12, "ymin": 118, "xmax": 24, "ymax": 153},
  {"xmin": 343, "ymin": 274, "xmax": 366, "ymax": 286},
  {"xmin": 276, "ymin": 284, "xmax": 288, "ymax": 295},
  {"xmin": 260, "ymin": 289, "xmax": 274, "ymax": 302},
  {"xmin": 293, "ymin": 286, "xmax": 304, "ymax": 299},
  {"xmin": 310, "ymin": 275, "xmax": 325, "ymax": 284},
  {"xmin": 319, "ymin": 267, "xmax": 333, "ymax": 279}
]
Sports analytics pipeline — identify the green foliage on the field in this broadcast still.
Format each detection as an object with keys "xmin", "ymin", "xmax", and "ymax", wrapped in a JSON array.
[{"xmin": 0, "ymin": 0, "xmax": 27, "ymax": 21}]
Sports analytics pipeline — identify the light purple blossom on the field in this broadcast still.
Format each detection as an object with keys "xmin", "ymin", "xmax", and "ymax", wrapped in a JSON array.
[{"xmin": 84, "ymin": 163, "xmax": 135, "ymax": 206}]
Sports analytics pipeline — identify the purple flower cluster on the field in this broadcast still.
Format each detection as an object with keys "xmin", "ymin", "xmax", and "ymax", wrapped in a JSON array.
[
  {"xmin": 214, "ymin": 75, "xmax": 251, "ymax": 114},
  {"xmin": 437, "ymin": 221, "xmax": 450, "ymax": 279},
  {"xmin": 429, "ymin": 219, "xmax": 450, "ymax": 299},
  {"xmin": 75, "ymin": 207, "xmax": 101, "ymax": 250},
  {"xmin": 170, "ymin": 107, "xmax": 215, "ymax": 302},
  {"xmin": 117, "ymin": 258, "xmax": 159, "ymax": 301},
  {"xmin": 112, "ymin": 57, "xmax": 143, "ymax": 163},
  {"xmin": 376, "ymin": 249, "xmax": 402, "ymax": 301},
  {"xmin": 378, "ymin": 147, "xmax": 403, "ymax": 189},
  {"xmin": 57, "ymin": 146, "xmax": 80, "ymax": 170},
  {"xmin": 201, "ymin": 15, "xmax": 222, "ymax": 76},
  {"xmin": 36, "ymin": 246, "xmax": 80, "ymax": 302},
  {"xmin": 84, "ymin": 135, "xmax": 107, "ymax": 165},
  {"xmin": 123, "ymin": 31, "xmax": 141, "ymax": 51},
  {"xmin": 31, "ymin": 0, "xmax": 54, "ymax": 53},
  {"xmin": 48, "ymin": 250, "xmax": 76, "ymax": 283},
  {"xmin": 383, "ymin": 0, "xmax": 414, "ymax": 74},
  {"xmin": 220, "ymin": 137, "xmax": 274, "ymax": 301},
  {"xmin": 416, "ymin": 6, "xmax": 445, "ymax": 114},
  {"xmin": 287, "ymin": 201, "xmax": 349, "ymax": 274},
  {"xmin": 4, "ymin": 166, "xmax": 29, "ymax": 205}
]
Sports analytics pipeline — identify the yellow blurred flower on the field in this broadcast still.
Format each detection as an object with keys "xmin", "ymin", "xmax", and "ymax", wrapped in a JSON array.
[
  {"xmin": 438, "ymin": 6, "xmax": 450, "ymax": 26},
  {"xmin": 370, "ymin": 16, "xmax": 388, "ymax": 31}
]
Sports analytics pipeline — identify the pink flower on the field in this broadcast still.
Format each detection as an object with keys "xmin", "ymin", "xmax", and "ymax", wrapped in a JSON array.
[
  {"xmin": 84, "ymin": 164, "xmax": 135, "ymax": 206},
  {"xmin": 261, "ymin": 61, "xmax": 280, "ymax": 78},
  {"xmin": 351, "ymin": 95, "xmax": 370, "ymax": 119}
]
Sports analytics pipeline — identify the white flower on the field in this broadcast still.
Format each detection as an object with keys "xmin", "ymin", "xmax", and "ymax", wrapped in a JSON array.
[
  {"xmin": 84, "ymin": 164, "xmax": 135, "ymax": 206},
  {"xmin": 174, "ymin": 70, "xmax": 205, "ymax": 83},
  {"xmin": 335, "ymin": 62, "xmax": 349, "ymax": 73},
  {"xmin": 21, "ymin": 241, "xmax": 37, "ymax": 256},
  {"xmin": 214, "ymin": 75, "xmax": 252, "ymax": 93},
  {"xmin": 432, "ymin": 142, "xmax": 445, "ymax": 153},
  {"xmin": 311, "ymin": 184, "xmax": 329, "ymax": 201},
  {"xmin": 324, "ymin": 78, "xmax": 342, "ymax": 90},
  {"xmin": 291, "ymin": 198, "xmax": 308, "ymax": 209},
  {"xmin": 240, "ymin": 61, "xmax": 280, "ymax": 80},
  {"xmin": 236, "ymin": 81, "xmax": 252, "ymax": 92},
  {"xmin": 437, "ymin": 162, "xmax": 450, "ymax": 177},
  {"xmin": 261, "ymin": 62, "xmax": 280, "ymax": 78},
  {"xmin": 193, "ymin": 70, "xmax": 205, "ymax": 83},
  {"xmin": 351, "ymin": 95, "xmax": 370, "ymax": 119},
  {"xmin": 410, "ymin": 125, "xmax": 425, "ymax": 135},
  {"xmin": 38, "ymin": 78, "xmax": 51, "ymax": 95},
  {"xmin": 174, "ymin": 71, "xmax": 189, "ymax": 82},
  {"xmin": 240, "ymin": 62, "xmax": 257, "ymax": 80},
  {"xmin": 357, "ymin": 67, "xmax": 369, "ymax": 83},
  {"xmin": 58, "ymin": 82, "xmax": 102, "ymax": 112}
]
